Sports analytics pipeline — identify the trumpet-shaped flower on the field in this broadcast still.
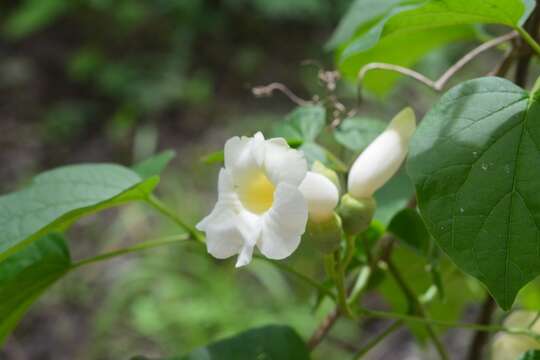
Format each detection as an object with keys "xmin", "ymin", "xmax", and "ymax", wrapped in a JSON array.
[
  {"xmin": 348, "ymin": 107, "xmax": 416, "ymax": 199},
  {"xmin": 299, "ymin": 171, "xmax": 339, "ymax": 222},
  {"xmin": 197, "ymin": 132, "xmax": 308, "ymax": 267}
]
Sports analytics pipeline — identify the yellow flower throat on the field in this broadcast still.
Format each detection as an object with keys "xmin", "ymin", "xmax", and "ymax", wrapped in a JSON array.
[{"xmin": 239, "ymin": 172, "xmax": 275, "ymax": 214}]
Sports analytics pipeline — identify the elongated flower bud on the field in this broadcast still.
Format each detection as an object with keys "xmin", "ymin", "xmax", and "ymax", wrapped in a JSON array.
[
  {"xmin": 299, "ymin": 171, "xmax": 339, "ymax": 222},
  {"xmin": 348, "ymin": 108, "xmax": 416, "ymax": 199}
]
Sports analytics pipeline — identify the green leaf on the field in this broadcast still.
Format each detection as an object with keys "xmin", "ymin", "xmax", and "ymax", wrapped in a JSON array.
[
  {"xmin": 0, "ymin": 164, "xmax": 158, "ymax": 261},
  {"xmin": 326, "ymin": 0, "xmax": 408, "ymax": 49},
  {"xmin": 0, "ymin": 233, "xmax": 71, "ymax": 345},
  {"xmin": 518, "ymin": 350, "xmax": 540, "ymax": 360},
  {"xmin": 388, "ymin": 208, "xmax": 431, "ymax": 256},
  {"xmin": 334, "ymin": 116, "xmax": 386, "ymax": 152},
  {"xmin": 173, "ymin": 325, "xmax": 310, "ymax": 360},
  {"xmin": 373, "ymin": 169, "xmax": 415, "ymax": 226},
  {"xmin": 133, "ymin": 150, "xmax": 176, "ymax": 179},
  {"xmin": 408, "ymin": 76, "xmax": 540, "ymax": 310},
  {"xmin": 339, "ymin": 26, "xmax": 475, "ymax": 96},
  {"xmin": 342, "ymin": 0, "xmax": 534, "ymax": 60},
  {"xmin": 273, "ymin": 105, "xmax": 326, "ymax": 142}
]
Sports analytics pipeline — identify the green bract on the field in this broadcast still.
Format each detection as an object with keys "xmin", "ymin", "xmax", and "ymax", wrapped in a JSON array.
[{"xmin": 408, "ymin": 76, "xmax": 540, "ymax": 310}]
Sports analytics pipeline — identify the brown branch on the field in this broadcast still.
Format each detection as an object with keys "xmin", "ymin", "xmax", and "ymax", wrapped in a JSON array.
[
  {"xmin": 358, "ymin": 31, "xmax": 518, "ymax": 93},
  {"xmin": 514, "ymin": 2, "xmax": 540, "ymax": 87},
  {"xmin": 466, "ymin": 295, "xmax": 497, "ymax": 360},
  {"xmin": 252, "ymin": 82, "xmax": 313, "ymax": 106},
  {"xmin": 489, "ymin": 46, "xmax": 517, "ymax": 77},
  {"xmin": 307, "ymin": 307, "xmax": 340, "ymax": 350}
]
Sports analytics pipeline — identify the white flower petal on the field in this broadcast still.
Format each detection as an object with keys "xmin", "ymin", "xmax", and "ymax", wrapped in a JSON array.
[
  {"xmin": 258, "ymin": 183, "xmax": 308, "ymax": 259},
  {"xmin": 224, "ymin": 135, "xmax": 266, "ymax": 189},
  {"xmin": 299, "ymin": 171, "xmax": 339, "ymax": 222},
  {"xmin": 197, "ymin": 169, "xmax": 261, "ymax": 263},
  {"xmin": 263, "ymin": 138, "xmax": 308, "ymax": 186},
  {"xmin": 235, "ymin": 245, "xmax": 255, "ymax": 267},
  {"xmin": 348, "ymin": 107, "xmax": 416, "ymax": 199}
]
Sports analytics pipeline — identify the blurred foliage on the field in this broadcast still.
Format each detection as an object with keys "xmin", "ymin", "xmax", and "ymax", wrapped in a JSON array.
[{"xmin": 0, "ymin": 0, "xmax": 351, "ymax": 145}]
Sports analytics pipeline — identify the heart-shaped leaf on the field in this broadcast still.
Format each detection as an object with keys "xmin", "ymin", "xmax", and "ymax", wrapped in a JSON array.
[{"xmin": 408, "ymin": 76, "xmax": 540, "ymax": 309}]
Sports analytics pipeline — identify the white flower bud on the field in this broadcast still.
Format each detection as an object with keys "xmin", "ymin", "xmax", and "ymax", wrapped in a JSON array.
[
  {"xmin": 348, "ymin": 107, "xmax": 416, "ymax": 199},
  {"xmin": 299, "ymin": 171, "xmax": 339, "ymax": 222}
]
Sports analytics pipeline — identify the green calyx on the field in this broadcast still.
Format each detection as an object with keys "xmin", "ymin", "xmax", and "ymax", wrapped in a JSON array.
[
  {"xmin": 338, "ymin": 194, "xmax": 376, "ymax": 235},
  {"xmin": 304, "ymin": 213, "xmax": 342, "ymax": 253}
]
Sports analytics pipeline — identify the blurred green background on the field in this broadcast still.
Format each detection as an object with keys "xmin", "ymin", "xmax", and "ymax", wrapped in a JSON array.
[{"xmin": 2, "ymin": 0, "xmax": 540, "ymax": 359}]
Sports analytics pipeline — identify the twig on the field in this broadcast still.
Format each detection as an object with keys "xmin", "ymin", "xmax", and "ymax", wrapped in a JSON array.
[
  {"xmin": 71, "ymin": 234, "xmax": 191, "ymax": 269},
  {"xmin": 252, "ymin": 82, "xmax": 313, "ymax": 106},
  {"xmin": 358, "ymin": 31, "xmax": 518, "ymax": 93},
  {"xmin": 308, "ymin": 308, "xmax": 340, "ymax": 350},
  {"xmin": 352, "ymin": 320, "xmax": 403, "ymax": 359},
  {"xmin": 514, "ymin": 3, "xmax": 540, "ymax": 87},
  {"xmin": 489, "ymin": 46, "xmax": 516, "ymax": 77},
  {"xmin": 466, "ymin": 295, "xmax": 496, "ymax": 360},
  {"xmin": 327, "ymin": 335, "xmax": 362, "ymax": 353},
  {"xmin": 528, "ymin": 311, "xmax": 540, "ymax": 329}
]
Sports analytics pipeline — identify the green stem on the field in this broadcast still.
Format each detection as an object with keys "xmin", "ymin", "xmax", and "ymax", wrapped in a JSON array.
[
  {"xmin": 359, "ymin": 307, "xmax": 540, "ymax": 343},
  {"xmin": 386, "ymin": 259, "xmax": 449, "ymax": 360},
  {"xmin": 253, "ymin": 254, "xmax": 336, "ymax": 301},
  {"xmin": 347, "ymin": 266, "xmax": 371, "ymax": 307},
  {"xmin": 71, "ymin": 234, "xmax": 191, "ymax": 269},
  {"xmin": 145, "ymin": 194, "xmax": 204, "ymax": 242},
  {"xmin": 352, "ymin": 320, "xmax": 403, "ymax": 359},
  {"xmin": 516, "ymin": 26, "xmax": 540, "ymax": 56},
  {"xmin": 325, "ymin": 254, "xmax": 352, "ymax": 316}
]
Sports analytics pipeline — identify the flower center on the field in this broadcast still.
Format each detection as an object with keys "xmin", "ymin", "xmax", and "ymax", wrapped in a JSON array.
[{"xmin": 238, "ymin": 171, "xmax": 275, "ymax": 214}]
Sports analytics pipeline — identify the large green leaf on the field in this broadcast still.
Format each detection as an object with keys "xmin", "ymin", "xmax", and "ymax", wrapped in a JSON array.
[
  {"xmin": 342, "ymin": 0, "xmax": 534, "ymax": 60},
  {"xmin": 408, "ymin": 76, "xmax": 540, "ymax": 310},
  {"xmin": 326, "ymin": 0, "xmax": 408, "ymax": 49},
  {"xmin": 273, "ymin": 105, "xmax": 326, "ymax": 142},
  {"xmin": 0, "ymin": 233, "xmax": 71, "ymax": 345},
  {"xmin": 0, "ymin": 164, "xmax": 158, "ymax": 261},
  {"xmin": 339, "ymin": 26, "xmax": 475, "ymax": 95},
  {"xmin": 170, "ymin": 325, "xmax": 310, "ymax": 360}
]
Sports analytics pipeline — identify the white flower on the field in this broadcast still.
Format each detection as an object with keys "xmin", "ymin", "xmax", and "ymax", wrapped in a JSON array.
[
  {"xmin": 348, "ymin": 107, "xmax": 416, "ymax": 199},
  {"xmin": 197, "ymin": 132, "xmax": 308, "ymax": 267},
  {"xmin": 491, "ymin": 311, "xmax": 540, "ymax": 360},
  {"xmin": 299, "ymin": 171, "xmax": 339, "ymax": 222}
]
